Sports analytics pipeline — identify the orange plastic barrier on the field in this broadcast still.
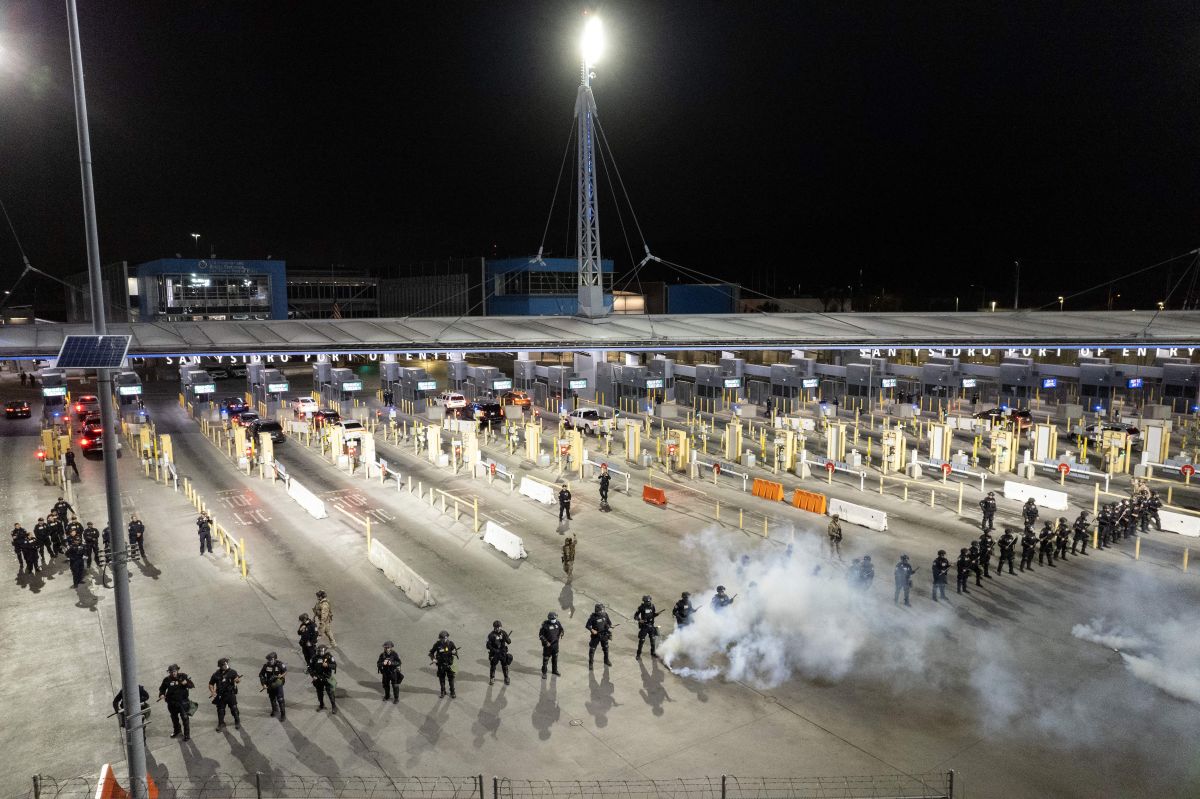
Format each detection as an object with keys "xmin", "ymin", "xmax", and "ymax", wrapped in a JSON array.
[
  {"xmin": 97, "ymin": 763, "xmax": 159, "ymax": 799},
  {"xmin": 791, "ymin": 488, "xmax": 828, "ymax": 515},
  {"xmin": 643, "ymin": 486, "xmax": 668, "ymax": 506},
  {"xmin": 751, "ymin": 478, "xmax": 785, "ymax": 502}
]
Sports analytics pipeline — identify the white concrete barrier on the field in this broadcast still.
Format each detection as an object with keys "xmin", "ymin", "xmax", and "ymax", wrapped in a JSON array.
[
  {"xmin": 482, "ymin": 520, "xmax": 528, "ymax": 559},
  {"xmin": 284, "ymin": 472, "xmax": 327, "ymax": 519},
  {"xmin": 1159, "ymin": 509, "xmax": 1200, "ymax": 538},
  {"xmin": 368, "ymin": 540, "xmax": 436, "ymax": 607},
  {"xmin": 519, "ymin": 476, "xmax": 557, "ymax": 505},
  {"xmin": 1003, "ymin": 480, "xmax": 1068, "ymax": 511},
  {"xmin": 829, "ymin": 497, "xmax": 888, "ymax": 532}
]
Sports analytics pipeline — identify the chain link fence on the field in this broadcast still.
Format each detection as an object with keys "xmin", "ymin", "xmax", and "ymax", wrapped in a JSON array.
[{"xmin": 26, "ymin": 774, "xmax": 955, "ymax": 799}]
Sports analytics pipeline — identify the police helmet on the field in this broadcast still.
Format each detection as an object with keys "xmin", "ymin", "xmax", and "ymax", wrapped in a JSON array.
[
  {"xmin": 681, "ymin": 591, "xmax": 690, "ymax": 599},
  {"xmin": 960, "ymin": 547, "xmax": 968, "ymax": 554},
  {"xmin": 266, "ymin": 652, "xmax": 277, "ymax": 661},
  {"xmin": 316, "ymin": 644, "xmax": 328, "ymax": 653},
  {"xmin": 217, "ymin": 658, "xmax": 230, "ymax": 668},
  {"xmin": 862, "ymin": 555, "xmax": 871, "ymax": 562},
  {"xmin": 937, "ymin": 549, "xmax": 946, "ymax": 556},
  {"xmin": 168, "ymin": 664, "xmax": 179, "ymax": 673},
  {"xmin": 438, "ymin": 630, "xmax": 449, "ymax": 640},
  {"xmin": 716, "ymin": 585, "xmax": 726, "ymax": 592},
  {"xmin": 900, "ymin": 554, "xmax": 909, "ymax": 561},
  {"xmin": 547, "ymin": 611, "xmax": 558, "ymax": 620},
  {"xmin": 1080, "ymin": 510, "xmax": 1090, "ymax": 518},
  {"xmin": 831, "ymin": 514, "xmax": 840, "ymax": 520},
  {"xmin": 493, "ymin": 620, "xmax": 502, "ymax": 629},
  {"xmin": 299, "ymin": 613, "xmax": 310, "ymax": 622},
  {"xmin": 37, "ymin": 516, "xmax": 44, "ymax": 522},
  {"xmin": 594, "ymin": 603, "xmax": 604, "ymax": 613},
  {"xmin": 642, "ymin": 595, "xmax": 652, "ymax": 603},
  {"xmin": 988, "ymin": 491, "xmax": 995, "ymax": 497},
  {"xmin": 383, "ymin": 641, "xmax": 394, "ymax": 648},
  {"xmin": 315, "ymin": 589, "xmax": 327, "ymax": 598}
]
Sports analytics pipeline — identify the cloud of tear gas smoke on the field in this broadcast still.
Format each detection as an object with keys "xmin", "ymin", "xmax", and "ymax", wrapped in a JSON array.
[
  {"xmin": 659, "ymin": 528, "xmax": 949, "ymax": 689},
  {"xmin": 1073, "ymin": 616, "xmax": 1200, "ymax": 706}
]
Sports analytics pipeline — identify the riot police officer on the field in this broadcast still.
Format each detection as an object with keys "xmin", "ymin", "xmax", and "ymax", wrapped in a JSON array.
[
  {"xmin": 1097, "ymin": 503, "xmax": 1114, "ymax": 548},
  {"xmin": 672, "ymin": 591, "xmax": 697, "ymax": 626},
  {"xmin": 1038, "ymin": 521, "xmax": 1056, "ymax": 566},
  {"xmin": 309, "ymin": 644, "xmax": 338, "ymax": 713},
  {"xmin": 931, "ymin": 550, "xmax": 950, "ymax": 601},
  {"xmin": 33, "ymin": 517, "xmax": 52, "ymax": 565},
  {"xmin": 428, "ymin": 631, "xmax": 458, "ymax": 698},
  {"xmin": 955, "ymin": 548, "xmax": 971, "ymax": 594},
  {"xmin": 82, "ymin": 521, "xmax": 101, "ymax": 567},
  {"xmin": 259, "ymin": 652, "xmax": 287, "ymax": 721},
  {"xmin": 979, "ymin": 491, "xmax": 997, "ymax": 532},
  {"xmin": 378, "ymin": 641, "xmax": 403, "ymax": 701},
  {"xmin": 1019, "ymin": 526, "xmax": 1037, "ymax": 571},
  {"xmin": 711, "ymin": 585, "xmax": 735, "ymax": 609},
  {"xmin": 893, "ymin": 554, "xmax": 915, "ymax": 606},
  {"xmin": 486, "ymin": 622, "xmax": 512, "ymax": 686},
  {"xmin": 1054, "ymin": 517, "xmax": 1071, "ymax": 560},
  {"xmin": 539, "ymin": 611, "xmax": 565, "ymax": 677},
  {"xmin": 558, "ymin": 484, "xmax": 573, "ymax": 522},
  {"xmin": 1144, "ymin": 491, "xmax": 1162, "ymax": 532},
  {"xmin": 197, "ymin": 512, "xmax": 213, "ymax": 555},
  {"xmin": 157, "ymin": 664, "xmax": 194, "ymax": 740},
  {"xmin": 1022, "ymin": 498, "xmax": 1039, "ymax": 530},
  {"xmin": 208, "ymin": 658, "xmax": 242, "ymax": 730},
  {"xmin": 978, "ymin": 530, "xmax": 995, "ymax": 578},
  {"xmin": 997, "ymin": 528, "xmax": 1017, "ymax": 575},
  {"xmin": 1071, "ymin": 511, "xmax": 1091, "ymax": 555},
  {"xmin": 66, "ymin": 533, "xmax": 87, "ymax": 586},
  {"xmin": 585, "ymin": 603, "xmax": 614, "ymax": 669},
  {"xmin": 128, "ymin": 515, "xmax": 146, "ymax": 560},
  {"xmin": 297, "ymin": 613, "xmax": 319, "ymax": 666},
  {"xmin": 634, "ymin": 595, "xmax": 660, "ymax": 658},
  {"xmin": 859, "ymin": 554, "xmax": 876, "ymax": 590}
]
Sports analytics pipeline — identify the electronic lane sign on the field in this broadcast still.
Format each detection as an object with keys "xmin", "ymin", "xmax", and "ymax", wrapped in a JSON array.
[
  {"xmin": 645, "ymin": 378, "xmax": 665, "ymax": 389},
  {"xmin": 117, "ymin": 385, "xmax": 143, "ymax": 396},
  {"xmin": 1127, "ymin": 377, "xmax": 1144, "ymax": 389},
  {"xmin": 417, "ymin": 380, "xmax": 438, "ymax": 391},
  {"xmin": 42, "ymin": 386, "xmax": 68, "ymax": 397},
  {"xmin": 568, "ymin": 378, "xmax": 589, "ymax": 390},
  {"xmin": 1041, "ymin": 378, "xmax": 1058, "ymax": 389},
  {"xmin": 341, "ymin": 381, "xmax": 364, "ymax": 392},
  {"xmin": 723, "ymin": 377, "xmax": 742, "ymax": 389},
  {"xmin": 192, "ymin": 383, "xmax": 217, "ymax": 395},
  {"xmin": 267, "ymin": 382, "xmax": 290, "ymax": 393},
  {"xmin": 492, "ymin": 379, "xmax": 513, "ymax": 391},
  {"xmin": 802, "ymin": 378, "xmax": 820, "ymax": 389},
  {"xmin": 961, "ymin": 378, "xmax": 977, "ymax": 388},
  {"xmin": 880, "ymin": 378, "xmax": 898, "ymax": 388}
]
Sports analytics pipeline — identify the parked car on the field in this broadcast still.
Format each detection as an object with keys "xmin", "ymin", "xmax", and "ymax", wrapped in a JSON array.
[
  {"xmin": 249, "ymin": 419, "xmax": 286, "ymax": 444},
  {"xmin": 451, "ymin": 401, "xmax": 503, "ymax": 427},
  {"xmin": 313, "ymin": 409, "xmax": 341, "ymax": 426},
  {"xmin": 233, "ymin": 411, "xmax": 260, "ymax": 428},
  {"xmin": 335, "ymin": 420, "xmax": 366, "ymax": 440},
  {"xmin": 5, "ymin": 400, "xmax": 30, "ymax": 419},
  {"xmin": 973, "ymin": 407, "xmax": 1031, "ymax": 425},
  {"xmin": 1084, "ymin": 422, "xmax": 1141, "ymax": 445},
  {"xmin": 436, "ymin": 392, "xmax": 468, "ymax": 409},
  {"xmin": 498, "ymin": 390, "xmax": 532, "ymax": 407},
  {"xmin": 292, "ymin": 397, "xmax": 319, "ymax": 418},
  {"xmin": 73, "ymin": 394, "xmax": 100, "ymax": 421},
  {"xmin": 222, "ymin": 397, "xmax": 249, "ymax": 415},
  {"xmin": 207, "ymin": 366, "xmax": 231, "ymax": 380},
  {"xmin": 564, "ymin": 408, "xmax": 605, "ymax": 435}
]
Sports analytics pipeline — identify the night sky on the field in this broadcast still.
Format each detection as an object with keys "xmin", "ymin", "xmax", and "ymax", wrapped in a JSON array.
[{"xmin": 1, "ymin": 1, "xmax": 1198, "ymax": 312}]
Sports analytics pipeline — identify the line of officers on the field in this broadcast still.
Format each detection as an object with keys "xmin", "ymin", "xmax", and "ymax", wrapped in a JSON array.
[
  {"xmin": 118, "ymin": 588, "xmax": 740, "ymax": 740},
  {"xmin": 10, "ymin": 496, "xmax": 146, "ymax": 586}
]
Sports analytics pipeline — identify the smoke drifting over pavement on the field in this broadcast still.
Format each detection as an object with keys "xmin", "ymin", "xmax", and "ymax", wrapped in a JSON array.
[{"xmin": 1073, "ymin": 616, "xmax": 1200, "ymax": 705}]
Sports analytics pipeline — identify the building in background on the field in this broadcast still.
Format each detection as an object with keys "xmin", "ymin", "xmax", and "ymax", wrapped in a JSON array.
[
  {"xmin": 64, "ymin": 261, "xmax": 136, "ymax": 323},
  {"xmin": 378, "ymin": 258, "xmax": 484, "ymax": 317},
  {"xmin": 133, "ymin": 258, "xmax": 287, "ymax": 321},
  {"xmin": 287, "ymin": 269, "xmax": 379, "ymax": 319},
  {"xmin": 637, "ymin": 282, "xmax": 740, "ymax": 314},
  {"xmin": 485, "ymin": 257, "xmax": 614, "ymax": 316}
]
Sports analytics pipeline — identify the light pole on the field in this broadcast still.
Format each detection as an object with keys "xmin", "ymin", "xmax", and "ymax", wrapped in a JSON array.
[
  {"xmin": 1013, "ymin": 260, "xmax": 1020, "ymax": 310},
  {"xmin": 990, "ymin": 300, "xmax": 996, "ymax": 313},
  {"xmin": 191, "ymin": 232, "xmax": 201, "ymax": 255},
  {"xmin": 1058, "ymin": 295, "xmax": 1064, "ymax": 312},
  {"xmin": 65, "ymin": 2, "xmax": 147, "ymax": 796},
  {"xmin": 575, "ymin": 14, "xmax": 608, "ymax": 318}
]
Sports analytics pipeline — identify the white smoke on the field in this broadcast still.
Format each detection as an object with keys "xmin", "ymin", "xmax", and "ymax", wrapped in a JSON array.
[{"xmin": 1073, "ymin": 616, "xmax": 1200, "ymax": 706}]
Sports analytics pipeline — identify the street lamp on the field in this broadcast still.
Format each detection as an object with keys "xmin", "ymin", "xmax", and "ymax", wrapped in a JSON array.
[
  {"xmin": 191, "ymin": 232, "xmax": 201, "ymax": 255},
  {"xmin": 1158, "ymin": 301, "xmax": 1165, "ymax": 311},
  {"xmin": 990, "ymin": 300, "xmax": 996, "ymax": 312},
  {"xmin": 1058, "ymin": 295, "xmax": 1064, "ymax": 312},
  {"xmin": 582, "ymin": 15, "xmax": 604, "ymax": 69}
]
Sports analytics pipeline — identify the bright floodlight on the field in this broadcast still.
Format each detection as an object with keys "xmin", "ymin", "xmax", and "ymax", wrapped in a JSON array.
[{"xmin": 582, "ymin": 17, "xmax": 604, "ymax": 68}]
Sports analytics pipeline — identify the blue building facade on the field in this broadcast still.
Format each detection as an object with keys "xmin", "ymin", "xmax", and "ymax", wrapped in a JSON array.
[
  {"xmin": 136, "ymin": 258, "xmax": 287, "ymax": 321},
  {"xmin": 485, "ymin": 257, "xmax": 614, "ymax": 316},
  {"xmin": 666, "ymin": 283, "xmax": 739, "ymax": 314}
]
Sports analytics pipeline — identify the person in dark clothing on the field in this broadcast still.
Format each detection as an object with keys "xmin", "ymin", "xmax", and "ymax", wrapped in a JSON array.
[
  {"xmin": 64, "ymin": 450, "xmax": 79, "ymax": 479},
  {"xmin": 979, "ymin": 492, "xmax": 997, "ymax": 532},
  {"xmin": 52, "ymin": 498, "xmax": 74, "ymax": 525},
  {"xmin": 259, "ymin": 652, "xmax": 287, "ymax": 721},
  {"xmin": 996, "ymin": 528, "xmax": 1017, "ymax": 575},
  {"xmin": 931, "ymin": 550, "xmax": 950, "ymax": 601},
  {"xmin": 33, "ymin": 518, "xmax": 53, "ymax": 565},
  {"xmin": 66, "ymin": 535, "xmax": 87, "ymax": 586},
  {"xmin": 1071, "ymin": 511, "xmax": 1091, "ymax": 555},
  {"xmin": 208, "ymin": 658, "xmax": 241, "ymax": 730},
  {"xmin": 1038, "ymin": 522, "xmax": 1056, "ymax": 566},
  {"xmin": 967, "ymin": 543, "xmax": 982, "ymax": 587},
  {"xmin": 428, "ymin": 631, "xmax": 458, "ymax": 698},
  {"xmin": 128, "ymin": 515, "xmax": 146, "ymax": 559},
  {"xmin": 598, "ymin": 467, "xmax": 611, "ymax": 506},
  {"xmin": 46, "ymin": 512, "xmax": 65, "ymax": 555},
  {"xmin": 634, "ymin": 595, "xmax": 660, "ymax": 658},
  {"xmin": 82, "ymin": 522, "xmax": 101, "ymax": 568},
  {"xmin": 978, "ymin": 531, "xmax": 994, "ymax": 578},
  {"xmin": 1019, "ymin": 528, "xmax": 1037, "ymax": 571},
  {"xmin": 158, "ymin": 665, "xmax": 195, "ymax": 740},
  {"xmin": 19, "ymin": 530, "xmax": 40, "ymax": 574},
  {"xmin": 309, "ymin": 644, "xmax": 338, "ymax": 713},
  {"xmin": 955, "ymin": 548, "xmax": 971, "ymax": 594},
  {"xmin": 1055, "ymin": 518, "xmax": 1071, "ymax": 561},
  {"xmin": 893, "ymin": 554, "xmax": 915, "ymax": 606},
  {"xmin": 297, "ymin": 614, "xmax": 319, "ymax": 665},
  {"xmin": 558, "ymin": 485, "xmax": 573, "ymax": 522},
  {"xmin": 113, "ymin": 685, "xmax": 150, "ymax": 743},
  {"xmin": 585, "ymin": 604, "xmax": 614, "ymax": 669},
  {"xmin": 197, "ymin": 513, "xmax": 213, "ymax": 554},
  {"xmin": 672, "ymin": 592, "xmax": 697, "ymax": 626},
  {"xmin": 486, "ymin": 622, "xmax": 512, "ymax": 686},
  {"xmin": 10, "ymin": 522, "xmax": 25, "ymax": 566},
  {"xmin": 378, "ymin": 641, "xmax": 403, "ymax": 701},
  {"xmin": 1144, "ymin": 492, "xmax": 1163, "ymax": 532},
  {"xmin": 539, "ymin": 611, "xmax": 565, "ymax": 677},
  {"xmin": 1022, "ymin": 498, "xmax": 1038, "ymax": 530}
]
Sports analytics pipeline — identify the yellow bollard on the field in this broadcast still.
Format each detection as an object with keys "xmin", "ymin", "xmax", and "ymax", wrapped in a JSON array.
[
  {"xmin": 1092, "ymin": 528, "xmax": 1098, "ymax": 549},
  {"xmin": 903, "ymin": 484, "xmax": 908, "ymax": 502},
  {"xmin": 1184, "ymin": 548, "xmax": 1189, "ymax": 572},
  {"xmin": 930, "ymin": 490, "xmax": 936, "ymax": 508},
  {"xmin": 1135, "ymin": 537, "xmax": 1141, "ymax": 560},
  {"xmin": 957, "ymin": 482, "xmax": 963, "ymax": 515},
  {"xmin": 1092, "ymin": 483, "xmax": 1099, "ymax": 514},
  {"xmin": 739, "ymin": 508, "xmax": 744, "ymax": 529},
  {"xmin": 715, "ymin": 501, "xmax": 720, "ymax": 521},
  {"xmin": 762, "ymin": 516, "xmax": 768, "ymax": 537},
  {"xmin": 239, "ymin": 538, "xmax": 247, "ymax": 578},
  {"xmin": 365, "ymin": 517, "xmax": 372, "ymax": 554}
]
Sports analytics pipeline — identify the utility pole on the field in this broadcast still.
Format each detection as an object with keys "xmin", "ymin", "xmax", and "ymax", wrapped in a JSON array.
[
  {"xmin": 65, "ymin": 2, "xmax": 147, "ymax": 796},
  {"xmin": 575, "ymin": 16, "xmax": 609, "ymax": 318},
  {"xmin": 1013, "ymin": 260, "xmax": 1020, "ymax": 310}
]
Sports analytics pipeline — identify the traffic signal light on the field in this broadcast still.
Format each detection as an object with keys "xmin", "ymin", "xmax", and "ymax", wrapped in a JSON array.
[{"xmin": 34, "ymin": 449, "xmax": 46, "ymax": 461}]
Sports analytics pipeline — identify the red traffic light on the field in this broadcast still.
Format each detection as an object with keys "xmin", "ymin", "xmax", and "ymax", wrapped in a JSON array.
[{"xmin": 34, "ymin": 449, "xmax": 46, "ymax": 460}]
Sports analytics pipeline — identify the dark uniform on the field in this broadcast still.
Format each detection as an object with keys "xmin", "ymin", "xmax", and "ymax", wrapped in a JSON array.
[
  {"xmin": 1054, "ymin": 518, "xmax": 1071, "ymax": 560},
  {"xmin": 486, "ymin": 623, "xmax": 511, "ymax": 685},
  {"xmin": 1144, "ymin": 493, "xmax": 1162, "ymax": 532},
  {"xmin": 711, "ymin": 585, "xmax": 735, "ymax": 609},
  {"xmin": 1038, "ymin": 523, "xmax": 1056, "ymax": 566},
  {"xmin": 46, "ymin": 513, "xmax": 65, "ymax": 555},
  {"xmin": 1071, "ymin": 512, "xmax": 1091, "ymax": 555},
  {"xmin": 558, "ymin": 485, "xmax": 573, "ymax": 522},
  {"xmin": 966, "ymin": 544, "xmax": 982, "ymax": 586},
  {"xmin": 539, "ymin": 612, "xmax": 565, "ymax": 677},
  {"xmin": 158, "ymin": 667, "xmax": 194, "ymax": 740},
  {"xmin": 309, "ymin": 645, "xmax": 338, "ymax": 713},
  {"xmin": 428, "ymin": 632, "xmax": 458, "ymax": 698},
  {"xmin": 1097, "ymin": 504, "xmax": 1114, "ymax": 548},
  {"xmin": 858, "ymin": 555, "xmax": 876, "ymax": 590},
  {"xmin": 65, "ymin": 450, "xmax": 79, "ymax": 478},
  {"xmin": 66, "ymin": 536, "xmax": 87, "ymax": 586},
  {"xmin": 197, "ymin": 513, "xmax": 213, "ymax": 554},
  {"xmin": 52, "ymin": 498, "xmax": 74, "ymax": 524},
  {"xmin": 931, "ymin": 550, "xmax": 950, "ymax": 601},
  {"xmin": 979, "ymin": 492, "xmax": 997, "ymax": 532},
  {"xmin": 378, "ymin": 642, "xmax": 403, "ymax": 701},
  {"xmin": 33, "ymin": 519, "xmax": 53, "ymax": 565},
  {"xmin": 634, "ymin": 596, "xmax": 659, "ymax": 658},
  {"xmin": 82, "ymin": 523, "xmax": 101, "ymax": 568},
  {"xmin": 19, "ymin": 531, "xmax": 40, "ymax": 573},
  {"xmin": 1022, "ymin": 498, "xmax": 1039, "ymax": 530},
  {"xmin": 599, "ymin": 470, "xmax": 611, "ymax": 504},
  {"xmin": 259, "ymin": 653, "xmax": 287, "ymax": 720},
  {"xmin": 297, "ymin": 615, "xmax": 319, "ymax": 665},
  {"xmin": 208, "ymin": 660, "xmax": 241, "ymax": 730},
  {"xmin": 893, "ymin": 555, "xmax": 914, "ymax": 605},
  {"xmin": 10, "ymin": 523, "xmax": 24, "ymax": 566},
  {"xmin": 997, "ymin": 529, "xmax": 1017, "ymax": 575},
  {"xmin": 978, "ymin": 531, "xmax": 994, "ymax": 578},
  {"xmin": 65, "ymin": 517, "xmax": 84, "ymax": 544},
  {"xmin": 672, "ymin": 592, "xmax": 697, "ymax": 626},
  {"xmin": 585, "ymin": 604, "xmax": 614, "ymax": 668},
  {"xmin": 113, "ymin": 686, "xmax": 150, "ymax": 744},
  {"xmin": 1019, "ymin": 529, "xmax": 1037, "ymax": 571},
  {"xmin": 128, "ymin": 516, "xmax": 146, "ymax": 559},
  {"xmin": 955, "ymin": 548, "xmax": 971, "ymax": 594}
]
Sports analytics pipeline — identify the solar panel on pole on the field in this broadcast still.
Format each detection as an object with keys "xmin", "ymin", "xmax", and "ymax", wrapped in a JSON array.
[{"xmin": 55, "ymin": 334, "xmax": 131, "ymax": 369}]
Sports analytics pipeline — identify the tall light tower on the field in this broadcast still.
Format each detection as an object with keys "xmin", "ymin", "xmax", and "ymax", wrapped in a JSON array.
[{"xmin": 576, "ymin": 15, "xmax": 610, "ymax": 318}]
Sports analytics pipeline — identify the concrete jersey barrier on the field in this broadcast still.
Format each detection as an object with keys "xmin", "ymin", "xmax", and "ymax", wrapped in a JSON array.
[
  {"xmin": 482, "ymin": 520, "xmax": 528, "ymax": 559},
  {"xmin": 283, "ymin": 470, "xmax": 328, "ymax": 519},
  {"xmin": 1159, "ymin": 509, "xmax": 1200, "ymax": 537},
  {"xmin": 1003, "ymin": 480, "xmax": 1069, "ymax": 511},
  {"xmin": 519, "ymin": 476, "xmax": 557, "ymax": 505},
  {"xmin": 829, "ymin": 497, "xmax": 888, "ymax": 532},
  {"xmin": 368, "ymin": 540, "xmax": 436, "ymax": 607}
]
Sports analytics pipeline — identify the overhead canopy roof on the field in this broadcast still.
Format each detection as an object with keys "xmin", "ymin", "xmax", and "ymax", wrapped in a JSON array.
[{"xmin": 1, "ymin": 311, "xmax": 1198, "ymax": 359}]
